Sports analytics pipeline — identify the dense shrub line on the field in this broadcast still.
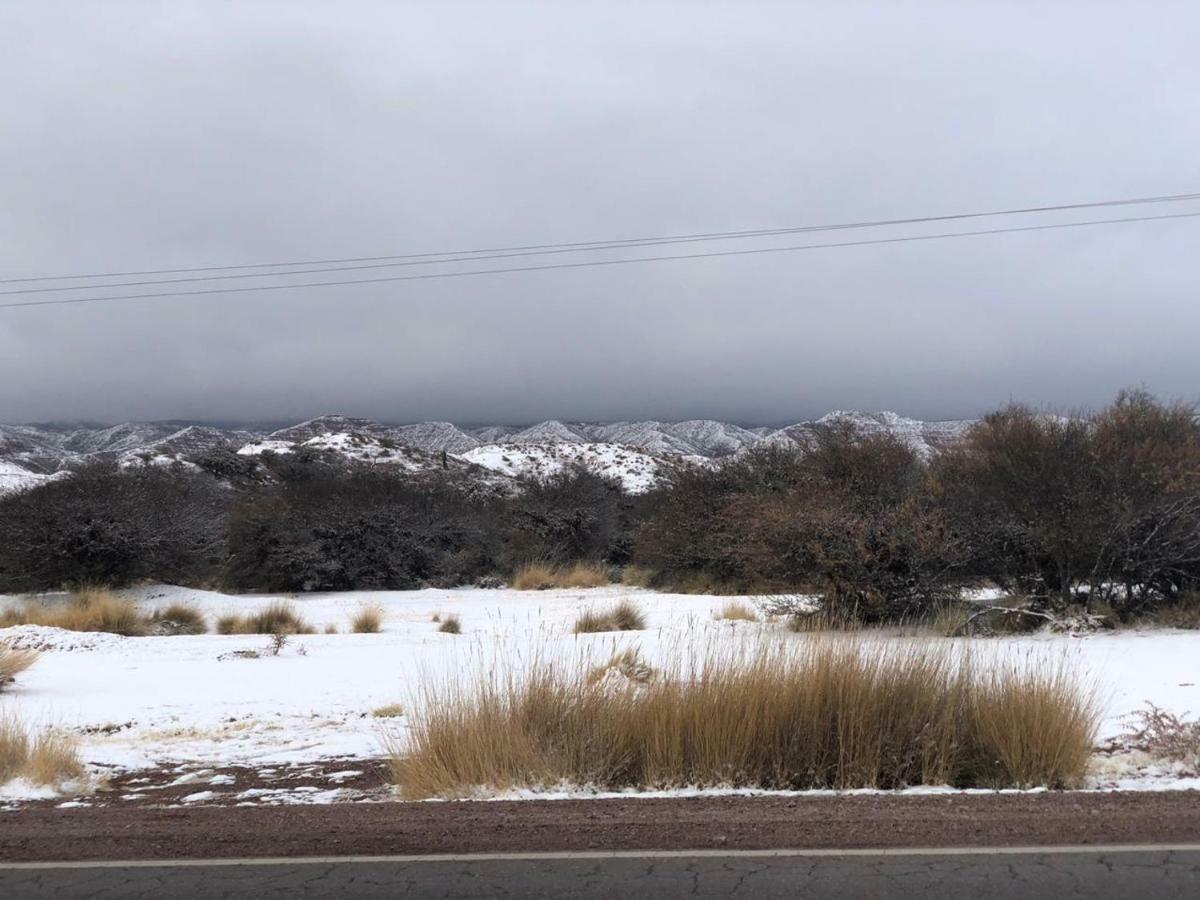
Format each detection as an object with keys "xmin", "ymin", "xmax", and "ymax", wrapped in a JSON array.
[{"xmin": 3, "ymin": 389, "xmax": 1199, "ymax": 621}]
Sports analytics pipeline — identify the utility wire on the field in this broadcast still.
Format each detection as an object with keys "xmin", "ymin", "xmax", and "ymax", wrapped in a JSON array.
[
  {"xmin": 2, "ymin": 190, "xmax": 1199, "ymax": 288},
  {"xmin": 2, "ymin": 209, "xmax": 1196, "ymax": 311}
]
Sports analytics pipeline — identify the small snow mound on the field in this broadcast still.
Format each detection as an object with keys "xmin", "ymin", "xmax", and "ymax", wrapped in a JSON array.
[{"xmin": 0, "ymin": 624, "xmax": 126, "ymax": 652}]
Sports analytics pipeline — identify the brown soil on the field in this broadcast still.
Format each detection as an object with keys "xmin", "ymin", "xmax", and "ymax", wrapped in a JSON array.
[{"xmin": 2, "ymin": 791, "xmax": 1200, "ymax": 862}]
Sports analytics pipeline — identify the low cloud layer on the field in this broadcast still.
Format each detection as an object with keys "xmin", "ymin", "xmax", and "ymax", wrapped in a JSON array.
[{"xmin": 2, "ymin": 2, "xmax": 1198, "ymax": 425}]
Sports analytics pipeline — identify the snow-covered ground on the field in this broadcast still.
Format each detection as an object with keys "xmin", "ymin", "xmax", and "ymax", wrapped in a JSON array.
[{"xmin": 1, "ymin": 585, "xmax": 1198, "ymax": 803}]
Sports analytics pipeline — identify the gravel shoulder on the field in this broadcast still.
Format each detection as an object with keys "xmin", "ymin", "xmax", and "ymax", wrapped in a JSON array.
[{"xmin": 3, "ymin": 792, "xmax": 1200, "ymax": 862}]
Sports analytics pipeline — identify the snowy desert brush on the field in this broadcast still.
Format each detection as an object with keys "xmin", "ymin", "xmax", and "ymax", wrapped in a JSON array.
[
  {"xmin": 391, "ymin": 637, "xmax": 1099, "ymax": 798},
  {"xmin": 1124, "ymin": 703, "xmax": 1200, "ymax": 768},
  {"xmin": 0, "ymin": 643, "xmax": 38, "ymax": 690}
]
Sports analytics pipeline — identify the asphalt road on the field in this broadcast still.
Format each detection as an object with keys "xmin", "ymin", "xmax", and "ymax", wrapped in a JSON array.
[{"xmin": 3, "ymin": 847, "xmax": 1200, "ymax": 899}]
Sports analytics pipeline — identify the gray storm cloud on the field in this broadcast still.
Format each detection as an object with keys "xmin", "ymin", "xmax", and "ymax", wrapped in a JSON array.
[{"xmin": 1, "ymin": 1, "xmax": 1198, "ymax": 425}]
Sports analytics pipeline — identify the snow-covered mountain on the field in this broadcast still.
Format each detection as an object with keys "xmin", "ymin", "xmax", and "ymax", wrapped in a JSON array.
[{"xmin": 0, "ymin": 411, "xmax": 976, "ymax": 495}]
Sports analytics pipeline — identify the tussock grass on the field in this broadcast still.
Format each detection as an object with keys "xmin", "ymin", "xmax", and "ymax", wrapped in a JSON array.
[
  {"xmin": 715, "ymin": 601, "xmax": 757, "ymax": 622},
  {"xmin": 619, "ymin": 565, "xmax": 656, "ymax": 588},
  {"xmin": 0, "ymin": 643, "xmax": 38, "ymax": 690},
  {"xmin": 587, "ymin": 648, "xmax": 656, "ymax": 686},
  {"xmin": 513, "ymin": 562, "xmax": 613, "ymax": 590},
  {"xmin": 0, "ymin": 716, "xmax": 85, "ymax": 788},
  {"xmin": 351, "ymin": 604, "xmax": 384, "ymax": 634},
  {"xmin": 373, "ymin": 703, "xmax": 406, "ymax": 718},
  {"xmin": 390, "ymin": 638, "xmax": 1099, "ymax": 799},
  {"xmin": 324, "ymin": 624, "xmax": 339, "ymax": 635},
  {"xmin": 217, "ymin": 602, "xmax": 313, "ymax": 636},
  {"xmin": 573, "ymin": 599, "xmax": 646, "ymax": 634},
  {"xmin": 0, "ymin": 589, "xmax": 148, "ymax": 636},
  {"xmin": 438, "ymin": 615, "xmax": 462, "ymax": 635},
  {"xmin": 150, "ymin": 603, "xmax": 208, "ymax": 635},
  {"xmin": 512, "ymin": 563, "xmax": 559, "ymax": 591},
  {"xmin": 560, "ymin": 562, "xmax": 611, "ymax": 588}
]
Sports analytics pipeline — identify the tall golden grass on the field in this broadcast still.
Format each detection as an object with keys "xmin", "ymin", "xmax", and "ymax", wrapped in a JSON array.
[
  {"xmin": 216, "ymin": 601, "xmax": 313, "ymax": 635},
  {"xmin": 0, "ymin": 643, "xmax": 38, "ymax": 690},
  {"xmin": 573, "ymin": 599, "xmax": 646, "ymax": 633},
  {"xmin": 0, "ymin": 716, "xmax": 85, "ymax": 787},
  {"xmin": 512, "ymin": 562, "xmax": 611, "ymax": 590},
  {"xmin": 390, "ymin": 638, "xmax": 1099, "ymax": 799},
  {"xmin": 1, "ymin": 589, "xmax": 148, "ymax": 636},
  {"xmin": 351, "ymin": 604, "xmax": 384, "ymax": 634}
]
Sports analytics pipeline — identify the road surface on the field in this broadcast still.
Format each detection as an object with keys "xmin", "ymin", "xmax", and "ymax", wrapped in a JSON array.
[{"xmin": 3, "ymin": 846, "xmax": 1200, "ymax": 898}]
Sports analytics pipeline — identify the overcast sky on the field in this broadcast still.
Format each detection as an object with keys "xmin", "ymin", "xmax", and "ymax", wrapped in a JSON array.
[{"xmin": 1, "ymin": 1, "xmax": 1198, "ymax": 426}]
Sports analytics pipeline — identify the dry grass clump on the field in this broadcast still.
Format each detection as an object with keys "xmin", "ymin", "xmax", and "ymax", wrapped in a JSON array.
[
  {"xmin": 560, "ymin": 562, "xmax": 611, "ymax": 588},
  {"xmin": 1, "ymin": 589, "xmax": 149, "ymax": 636},
  {"xmin": 391, "ymin": 638, "xmax": 1099, "ymax": 799},
  {"xmin": 0, "ymin": 643, "xmax": 38, "ymax": 690},
  {"xmin": 217, "ymin": 602, "xmax": 313, "ymax": 635},
  {"xmin": 512, "ymin": 562, "xmax": 613, "ymax": 590},
  {"xmin": 587, "ymin": 648, "xmax": 656, "ymax": 686},
  {"xmin": 1148, "ymin": 595, "xmax": 1200, "ymax": 630},
  {"xmin": 512, "ymin": 563, "xmax": 559, "ymax": 591},
  {"xmin": 619, "ymin": 565, "xmax": 656, "ymax": 588},
  {"xmin": 715, "ymin": 601, "xmax": 757, "ymax": 622},
  {"xmin": 0, "ymin": 716, "xmax": 85, "ymax": 788},
  {"xmin": 324, "ymin": 623, "xmax": 339, "ymax": 635},
  {"xmin": 351, "ymin": 604, "xmax": 384, "ymax": 634},
  {"xmin": 573, "ymin": 599, "xmax": 646, "ymax": 634},
  {"xmin": 150, "ymin": 603, "xmax": 208, "ymax": 635},
  {"xmin": 373, "ymin": 703, "xmax": 406, "ymax": 718},
  {"xmin": 438, "ymin": 615, "xmax": 462, "ymax": 635}
]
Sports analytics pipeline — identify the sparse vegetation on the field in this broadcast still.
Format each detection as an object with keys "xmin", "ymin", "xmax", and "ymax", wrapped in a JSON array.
[
  {"xmin": 0, "ymin": 716, "xmax": 85, "ymax": 788},
  {"xmin": 1, "ymin": 589, "xmax": 149, "ymax": 636},
  {"xmin": 715, "ymin": 600, "xmax": 757, "ymax": 622},
  {"xmin": 438, "ymin": 614, "xmax": 462, "ymax": 634},
  {"xmin": 0, "ymin": 643, "xmax": 38, "ymax": 690},
  {"xmin": 373, "ymin": 703, "xmax": 406, "ymax": 718},
  {"xmin": 573, "ymin": 599, "xmax": 646, "ymax": 633},
  {"xmin": 511, "ymin": 562, "xmax": 559, "ymax": 590},
  {"xmin": 587, "ymin": 648, "xmax": 656, "ymax": 685},
  {"xmin": 218, "ymin": 601, "xmax": 313, "ymax": 636},
  {"xmin": 2, "ymin": 390, "xmax": 1198, "ymax": 626},
  {"xmin": 1124, "ymin": 703, "xmax": 1200, "ymax": 768},
  {"xmin": 351, "ymin": 604, "xmax": 384, "ymax": 634},
  {"xmin": 150, "ymin": 603, "xmax": 208, "ymax": 635},
  {"xmin": 560, "ymin": 562, "xmax": 612, "ymax": 588},
  {"xmin": 390, "ymin": 639, "xmax": 1099, "ymax": 798}
]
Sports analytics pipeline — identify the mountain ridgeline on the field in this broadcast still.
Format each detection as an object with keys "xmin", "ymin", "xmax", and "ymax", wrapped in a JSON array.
[{"xmin": 0, "ymin": 411, "xmax": 973, "ymax": 495}]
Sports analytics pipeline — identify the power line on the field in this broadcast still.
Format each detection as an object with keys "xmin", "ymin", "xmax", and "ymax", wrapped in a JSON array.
[
  {"xmin": 2, "ymin": 190, "xmax": 1199, "ymax": 288},
  {"xmin": 2, "ymin": 209, "xmax": 1196, "ymax": 311}
]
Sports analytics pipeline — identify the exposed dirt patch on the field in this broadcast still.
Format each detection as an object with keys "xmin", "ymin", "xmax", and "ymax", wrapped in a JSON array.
[{"xmin": 2, "ymin": 792, "xmax": 1200, "ymax": 862}]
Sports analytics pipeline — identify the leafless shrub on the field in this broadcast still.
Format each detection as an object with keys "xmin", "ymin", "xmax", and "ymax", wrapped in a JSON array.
[
  {"xmin": 1124, "ymin": 703, "xmax": 1200, "ymax": 768},
  {"xmin": 438, "ymin": 615, "xmax": 462, "ymax": 635}
]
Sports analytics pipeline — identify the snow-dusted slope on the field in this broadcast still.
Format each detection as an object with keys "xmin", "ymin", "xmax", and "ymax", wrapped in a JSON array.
[
  {"xmin": 0, "ymin": 411, "xmax": 977, "ymax": 495},
  {"xmin": 765, "ymin": 411, "xmax": 973, "ymax": 460},
  {"xmin": 461, "ymin": 442, "xmax": 662, "ymax": 493},
  {"xmin": 0, "ymin": 461, "xmax": 64, "ymax": 495}
]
